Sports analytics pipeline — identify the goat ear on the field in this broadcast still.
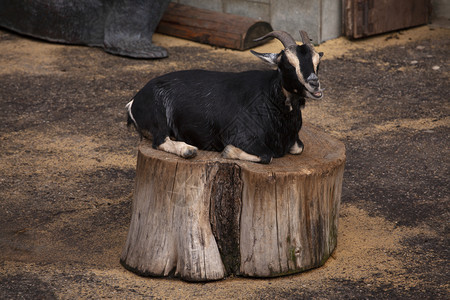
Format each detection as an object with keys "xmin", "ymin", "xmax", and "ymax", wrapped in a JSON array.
[{"xmin": 250, "ymin": 50, "xmax": 279, "ymax": 65}]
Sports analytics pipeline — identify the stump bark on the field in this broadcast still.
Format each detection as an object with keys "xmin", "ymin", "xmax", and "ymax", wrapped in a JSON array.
[{"xmin": 120, "ymin": 124, "xmax": 346, "ymax": 281}]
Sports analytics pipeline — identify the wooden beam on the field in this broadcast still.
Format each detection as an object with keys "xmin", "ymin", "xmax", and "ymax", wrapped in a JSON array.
[{"xmin": 156, "ymin": 3, "xmax": 273, "ymax": 50}]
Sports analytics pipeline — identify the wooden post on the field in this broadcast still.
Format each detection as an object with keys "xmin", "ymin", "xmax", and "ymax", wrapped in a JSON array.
[{"xmin": 120, "ymin": 124, "xmax": 345, "ymax": 281}]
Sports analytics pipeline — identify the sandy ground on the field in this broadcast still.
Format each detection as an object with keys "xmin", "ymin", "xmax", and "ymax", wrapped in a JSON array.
[{"xmin": 0, "ymin": 25, "xmax": 449, "ymax": 299}]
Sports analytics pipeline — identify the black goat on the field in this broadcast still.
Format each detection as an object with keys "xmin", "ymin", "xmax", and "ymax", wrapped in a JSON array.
[{"xmin": 126, "ymin": 30, "xmax": 323, "ymax": 164}]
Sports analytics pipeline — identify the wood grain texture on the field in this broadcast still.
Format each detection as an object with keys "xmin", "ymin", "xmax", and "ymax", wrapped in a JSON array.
[
  {"xmin": 120, "ymin": 155, "xmax": 225, "ymax": 281},
  {"xmin": 156, "ymin": 3, "xmax": 273, "ymax": 50},
  {"xmin": 343, "ymin": 0, "xmax": 431, "ymax": 39},
  {"xmin": 120, "ymin": 124, "xmax": 345, "ymax": 281}
]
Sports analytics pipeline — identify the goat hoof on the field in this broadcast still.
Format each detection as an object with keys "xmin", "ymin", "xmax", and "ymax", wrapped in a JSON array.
[
  {"xmin": 104, "ymin": 39, "xmax": 168, "ymax": 59},
  {"xmin": 182, "ymin": 147, "xmax": 198, "ymax": 159},
  {"xmin": 259, "ymin": 156, "xmax": 273, "ymax": 164},
  {"xmin": 290, "ymin": 141, "xmax": 304, "ymax": 155}
]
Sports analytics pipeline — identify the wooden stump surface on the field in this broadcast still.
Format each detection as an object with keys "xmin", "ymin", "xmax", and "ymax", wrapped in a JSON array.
[{"xmin": 120, "ymin": 124, "xmax": 346, "ymax": 281}]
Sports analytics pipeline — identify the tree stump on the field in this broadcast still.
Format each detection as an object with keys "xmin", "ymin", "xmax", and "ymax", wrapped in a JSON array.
[{"xmin": 120, "ymin": 124, "xmax": 346, "ymax": 282}]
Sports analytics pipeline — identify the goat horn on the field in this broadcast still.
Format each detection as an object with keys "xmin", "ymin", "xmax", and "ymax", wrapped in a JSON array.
[
  {"xmin": 254, "ymin": 30, "xmax": 297, "ymax": 49},
  {"xmin": 299, "ymin": 30, "xmax": 312, "ymax": 46}
]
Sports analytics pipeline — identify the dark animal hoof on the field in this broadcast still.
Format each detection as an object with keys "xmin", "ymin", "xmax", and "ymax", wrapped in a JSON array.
[
  {"xmin": 104, "ymin": 40, "xmax": 168, "ymax": 59},
  {"xmin": 259, "ymin": 155, "xmax": 273, "ymax": 164},
  {"xmin": 182, "ymin": 148, "xmax": 198, "ymax": 159}
]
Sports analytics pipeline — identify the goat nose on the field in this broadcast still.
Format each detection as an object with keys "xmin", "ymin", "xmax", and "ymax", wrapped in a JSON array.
[
  {"xmin": 307, "ymin": 73, "xmax": 318, "ymax": 82},
  {"xmin": 309, "ymin": 79, "xmax": 319, "ymax": 86},
  {"xmin": 307, "ymin": 73, "xmax": 319, "ymax": 87}
]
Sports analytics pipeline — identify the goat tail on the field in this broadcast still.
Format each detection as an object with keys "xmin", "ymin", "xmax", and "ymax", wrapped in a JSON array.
[
  {"xmin": 125, "ymin": 98, "xmax": 151, "ymax": 140},
  {"xmin": 126, "ymin": 99, "xmax": 138, "ymax": 128}
]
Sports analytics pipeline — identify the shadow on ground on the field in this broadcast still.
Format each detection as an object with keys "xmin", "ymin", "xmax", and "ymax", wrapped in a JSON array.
[{"xmin": 0, "ymin": 26, "xmax": 448, "ymax": 299}]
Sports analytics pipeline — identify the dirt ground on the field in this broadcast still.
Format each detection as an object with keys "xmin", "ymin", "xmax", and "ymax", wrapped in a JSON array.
[{"xmin": 0, "ymin": 24, "xmax": 449, "ymax": 299}]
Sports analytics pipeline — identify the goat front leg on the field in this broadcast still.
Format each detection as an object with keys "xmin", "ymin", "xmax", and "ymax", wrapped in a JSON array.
[
  {"xmin": 157, "ymin": 137, "xmax": 198, "ymax": 158},
  {"xmin": 222, "ymin": 145, "xmax": 272, "ymax": 164}
]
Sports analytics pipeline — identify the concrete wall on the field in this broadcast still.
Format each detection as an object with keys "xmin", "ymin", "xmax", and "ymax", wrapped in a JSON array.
[
  {"xmin": 432, "ymin": 0, "xmax": 450, "ymax": 19},
  {"xmin": 173, "ymin": 0, "xmax": 342, "ymax": 44},
  {"xmin": 172, "ymin": 1, "xmax": 448, "ymax": 43}
]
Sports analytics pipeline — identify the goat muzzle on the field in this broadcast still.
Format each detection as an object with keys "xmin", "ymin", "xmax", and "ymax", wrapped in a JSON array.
[{"xmin": 306, "ymin": 87, "xmax": 324, "ymax": 99}]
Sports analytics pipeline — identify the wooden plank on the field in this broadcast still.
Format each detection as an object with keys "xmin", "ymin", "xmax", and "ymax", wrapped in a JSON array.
[
  {"xmin": 156, "ymin": 23, "xmax": 243, "ymax": 50},
  {"xmin": 156, "ymin": 3, "xmax": 273, "ymax": 50},
  {"xmin": 344, "ymin": 0, "xmax": 431, "ymax": 39},
  {"xmin": 160, "ymin": 3, "xmax": 266, "ymax": 35}
]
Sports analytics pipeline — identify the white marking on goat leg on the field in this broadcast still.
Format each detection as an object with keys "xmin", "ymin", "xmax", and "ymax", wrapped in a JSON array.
[
  {"xmin": 222, "ymin": 145, "xmax": 261, "ymax": 162},
  {"xmin": 158, "ymin": 137, "xmax": 198, "ymax": 158},
  {"xmin": 290, "ymin": 141, "xmax": 304, "ymax": 155}
]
